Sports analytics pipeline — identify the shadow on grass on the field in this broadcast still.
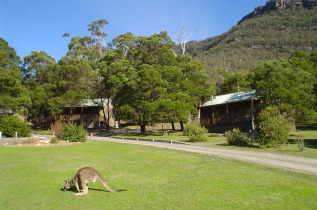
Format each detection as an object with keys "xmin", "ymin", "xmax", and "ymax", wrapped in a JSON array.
[
  {"xmin": 288, "ymin": 135, "xmax": 317, "ymax": 149},
  {"xmin": 118, "ymin": 130, "xmax": 179, "ymax": 137},
  {"xmin": 217, "ymin": 142, "xmax": 260, "ymax": 149},
  {"xmin": 60, "ymin": 187, "xmax": 109, "ymax": 193},
  {"xmin": 304, "ymin": 139, "xmax": 317, "ymax": 149},
  {"xmin": 288, "ymin": 139, "xmax": 317, "ymax": 149},
  {"xmin": 296, "ymin": 123, "xmax": 317, "ymax": 131}
]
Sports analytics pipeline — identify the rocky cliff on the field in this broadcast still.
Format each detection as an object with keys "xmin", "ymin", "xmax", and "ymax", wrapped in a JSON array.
[{"xmin": 238, "ymin": 0, "xmax": 317, "ymax": 24}]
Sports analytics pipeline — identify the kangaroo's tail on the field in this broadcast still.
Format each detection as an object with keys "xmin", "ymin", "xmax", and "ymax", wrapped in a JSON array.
[{"xmin": 97, "ymin": 174, "xmax": 127, "ymax": 192}]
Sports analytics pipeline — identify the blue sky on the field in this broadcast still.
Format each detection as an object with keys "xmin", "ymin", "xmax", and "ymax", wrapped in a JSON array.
[{"xmin": 1, "ymin": 0, "xmax": 267, "ymax": 61}]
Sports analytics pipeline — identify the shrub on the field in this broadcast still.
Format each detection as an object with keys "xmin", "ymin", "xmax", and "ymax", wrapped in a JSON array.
[
  {"xmin": 60, "ymin": 122, "xmax": 87, "ymax": 142},
  {"xmin": 226, "ymin": 128, "xmax": 250, "ymax": 146},
  {"xmin": 50, "ymin": 137, "xmax": 58, "ymax": 144},
  {"xmin": 0, "ymin": 115, "xmax": 31, "ymax": 137},
  {"xmin": 50, "ymin": 121, "xmax": 65, "ymax": 138},
  {"xmin": 295, "ymin": 136, "xmax": 305, "ymax": 151},
  {"xmin": 254, "ymin": 107, "xmax": 290, "ymax": 148},
  {"xmin": 183, "ymin": 122, "xmax": 208, "ymax": 142}
]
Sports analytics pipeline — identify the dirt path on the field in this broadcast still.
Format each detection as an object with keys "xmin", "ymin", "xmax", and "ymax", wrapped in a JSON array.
[{"xmin": 92, "ymin": 136, "xmax": 317, "ymax": 175}]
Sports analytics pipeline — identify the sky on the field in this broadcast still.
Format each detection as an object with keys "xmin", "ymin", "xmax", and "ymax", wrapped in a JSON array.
[{"xmin": 0, "ymin": 0, "xmax": 268, "ymax": 61}]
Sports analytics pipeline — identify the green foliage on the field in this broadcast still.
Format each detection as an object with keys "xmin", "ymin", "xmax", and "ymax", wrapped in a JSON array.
[
  {"xmin": 0, "ymin": 115, "xmax": 31, "ymax": 137},
  {"xmin": 226, "ymin": 128, "xmax": 250, "ymax": 146},
  {"xmin": 218, "ymin": 69, "xmax": 254, "ymax": 94},
  {"xmin": 183, "ymin": 122, "xmax": 208, "ymax": 142},
  {"xmin": 60, "ymin": 122, "xmax": 87, "ymax": 142},
  {"xmin": 0, "ymin": 38, "xmax": 31, "ymax": 111},
  {"xmin": 254, "ymin": 55, "xmax": 316, "ymax": 123},
  {"xmin": 50, "ymin": 137, "xmax": 58, "ymax": 144},
  {"xmin": 255, "ymin": 107, "xmax": 290, "ymax": 148},
  {"xmin": 109, "ymin": 31, "xmax": 213, "ymax": 133}
]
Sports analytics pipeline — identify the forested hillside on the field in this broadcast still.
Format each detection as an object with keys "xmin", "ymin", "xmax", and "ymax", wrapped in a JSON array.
[{"xmin": 186, "ymin": 6, "xmax": 317, "ymax": 73}]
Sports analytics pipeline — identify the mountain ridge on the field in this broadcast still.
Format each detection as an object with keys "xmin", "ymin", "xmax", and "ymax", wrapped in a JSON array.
[
  {"xmin": 186, "ymin": 0, "xmax": 317, "ymax": 74},
  {"xmin": 239, "ymin": 0, "xmax": 317, "ymax": 24}
]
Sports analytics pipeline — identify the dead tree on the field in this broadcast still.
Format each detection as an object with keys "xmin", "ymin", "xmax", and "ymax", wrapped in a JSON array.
[{"xmin": 173, "ymin": 19, "xmax": 194, "ymax": 56}]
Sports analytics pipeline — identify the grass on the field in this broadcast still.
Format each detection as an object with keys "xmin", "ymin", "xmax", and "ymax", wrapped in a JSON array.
[
  {"xmin": 115, "ymin": 130, "xmax": 226, "ymax": 143},
  {"xmin": 116, "ymin": 124, "xmax": 317, "ymax": 158},
  {"xmin": 209, "ymin": 124, "xmax": 317, "ymax": 159},
  {"xmin": 32, "ymin": 130, "xmax": 53, "ymax": 135},
  {"xmin": 1, "ymin": 141, "xmax": 317, "ymax": 209}
]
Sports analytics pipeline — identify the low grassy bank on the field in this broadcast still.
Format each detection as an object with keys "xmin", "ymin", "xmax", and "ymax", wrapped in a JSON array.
[
  {"xmin": 115, "ymin": 125, "xmax": 317, "ymax": 158},
  {"xmin": 209, "ymin": 125, "xmax": 317, "ymax": 158},
  {"xmin": 1, "ymin": 141, "xmax": 316, "ymax": 209},
  {"xmin": 114, "ymin": 130, "xmax": 226, "ymax": 143}
]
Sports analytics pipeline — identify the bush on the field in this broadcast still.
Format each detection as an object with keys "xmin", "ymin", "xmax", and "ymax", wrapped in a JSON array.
[
  {"xmin": 50, "ymin": 137, "xmax": 58, "ymax": 144},
  {"xmin": 226, "ymin": 128, "xmax": 250, "ymax": 146},
  {"xmin": 255, "ymin": 107, "xmax": 290, "ymax": 148},
  {"xmin": 183, "ymin": 122, "xmax": 208, "ymax": 142},
  {"xmin": 50, "ymin": 121, "xmax": 65, "ymax": 138},
  {"xmin": 295, "ymin": 136, "xmax": 305, "ymax": 151},
  {"xmin": 60, "ymin": 122, "xmax": 87, "ymax": 142},
  {"xmin": 0, "ymin": 115, "xmax": 31, "ymax": 137}
]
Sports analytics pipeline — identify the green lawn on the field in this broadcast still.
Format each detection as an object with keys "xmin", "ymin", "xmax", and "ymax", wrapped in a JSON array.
[
  {"xmin": 115, "ymin": 130, "xmax": 226, "ymax": 143},
  {"xmin": 116, "ymin": 125, "xmax": 317, "ymax": 158},
  {"xmin": 1, "ymin": 141, "xmax": 317, "ymax": 209},
  {"xmin": 208, "ymin": 125, "xmax": 317, "ymax": 158}
]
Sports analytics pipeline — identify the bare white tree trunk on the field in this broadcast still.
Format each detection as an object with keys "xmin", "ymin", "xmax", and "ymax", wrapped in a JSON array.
[{"xmin": 173, "ymin": 19, "xmax": 193, "ymax": 56}]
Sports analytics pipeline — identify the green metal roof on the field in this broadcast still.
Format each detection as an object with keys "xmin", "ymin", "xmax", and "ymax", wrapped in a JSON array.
[{"xmin": 200, "ymin": 90, "xmax": 256, "ymax": 107}]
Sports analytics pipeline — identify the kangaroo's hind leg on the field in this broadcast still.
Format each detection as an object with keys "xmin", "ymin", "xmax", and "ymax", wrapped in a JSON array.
[{"xmin": 82, "ymin": 182, "xmax": 88, "ymax": 195}]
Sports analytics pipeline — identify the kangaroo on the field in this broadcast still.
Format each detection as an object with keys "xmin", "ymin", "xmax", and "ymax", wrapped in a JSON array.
[{"xmin": 64, "ymin": 167, "xmax": 126, "ymax": 195}]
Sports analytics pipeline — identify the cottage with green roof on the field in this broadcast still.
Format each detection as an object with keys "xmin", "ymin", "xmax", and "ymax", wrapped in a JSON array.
[{"xmin": 199, "ymin": 90, "xmax": 257, "ymax": 133}]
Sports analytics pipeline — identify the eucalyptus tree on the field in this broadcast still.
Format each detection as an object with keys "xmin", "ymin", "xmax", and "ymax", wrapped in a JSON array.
[
  {"xmin": 254, "ymin": 52, "xmax": 316, "ymax": 123},
  {"xmin": 112, "ymin": 32, "xmax": 172, "ymax": 133},
  {"xmin": 108, "ymin": 31, "xmax": 213, "ymax": 133},
  {"xmin": 23, "ymin": 51, "xmax": 62, "ymax": 125},
  {"xmin": 0, "ymin": 38, "xmax": 31, "ymax": 113},
  {"xmin": 63, "ymin": 19, "xmax": 114, "ymax": 128}
]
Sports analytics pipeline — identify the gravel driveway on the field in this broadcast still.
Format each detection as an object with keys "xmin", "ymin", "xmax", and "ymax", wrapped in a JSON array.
[
  {"xmin": 0, "ymin": 138, "xmax": 14, "ymax": 146},
  {"xmin": 93, "ymin": 136, "xmax": 317, "ymax": 175}
]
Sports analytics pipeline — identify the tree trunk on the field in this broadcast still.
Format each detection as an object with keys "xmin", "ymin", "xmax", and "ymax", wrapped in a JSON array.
[
  {"xmin": 100, "ymin": 97, "xmax": 109, "ymax": 129},
  {"xmin": 140, "ymin": 123, "xmax": 146, "ymax": 134},
  {"xmin": 170, "ymin": 121, "xmax": 175, "ymax": 131},
  {"xmin": 102, "ymin": 107, "xmax": 109, "ymax": 129},
  {"xmin": 180, "ymin": 121, "xmax": 184, "ymax": 131},
  {"xmin": 106, "ymin": 95, "xmax": 111, "ymax": 130}
]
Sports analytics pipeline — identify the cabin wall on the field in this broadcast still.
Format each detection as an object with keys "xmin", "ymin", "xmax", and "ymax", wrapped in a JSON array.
[
  {"xmin": 200, "ymin": 101, "xmax": 255, "ymax": 133},
  {"xmin": 60, "ymin": 105, "xmax": 115, "ymax": 128}
]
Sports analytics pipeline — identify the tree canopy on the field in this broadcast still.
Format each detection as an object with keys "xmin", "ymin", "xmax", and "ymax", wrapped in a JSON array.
[
  {"xmin": 254, "ymin": 51, "xmax": 317, "ymax": 123},
  {"xmin": 106, "ymin": 31, "xmax": 213, "ymax": 133},
  {"xmin": 0, "ymin": 38, "xmax": 31, "ymax": 112}
]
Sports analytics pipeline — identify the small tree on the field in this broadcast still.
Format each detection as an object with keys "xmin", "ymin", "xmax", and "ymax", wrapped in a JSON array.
[
  {"xmin": 255, "ymin": 107, "xmax": 290, "ymax": 148},
  {"xmin": 50, "ymin": 121, "xmax": 65, "ymax": 138},
  {"xmin": 226, "ymin": 128, "xmax": 250, "ymax": 146},
  {"xmin": 60, "ymin": 122, "xmax": 87, "ymax": 142},
  {"xmin": 0, "ymin": 115, "xmax": 31, "ymax": 137},
  {"xmin": 183, "ymin": 122, "xmax": 208, "ymax": 142}
]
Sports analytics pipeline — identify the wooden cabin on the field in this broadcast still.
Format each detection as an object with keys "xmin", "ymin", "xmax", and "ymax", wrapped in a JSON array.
[
  {"xmin": 59, "ymin": 99, "xmax": 116, "ymax": 128},
  {"xmin": 199, "ymin": 90, "xmax": 257, "ymax": 133}
]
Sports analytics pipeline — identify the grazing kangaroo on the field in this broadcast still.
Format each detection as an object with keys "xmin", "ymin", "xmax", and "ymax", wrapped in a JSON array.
[{"xmin": 64, "ymin": 167, "xmax": 126, "ymax": 195}]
